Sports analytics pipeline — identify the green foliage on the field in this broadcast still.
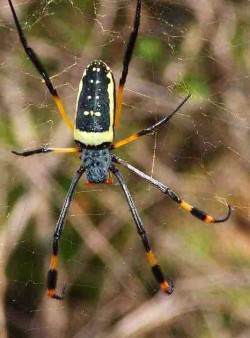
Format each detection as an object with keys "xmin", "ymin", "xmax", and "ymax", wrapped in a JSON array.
[{"xmin": 136, "ymin": 37, "xmax": 166, "ymax": 64}]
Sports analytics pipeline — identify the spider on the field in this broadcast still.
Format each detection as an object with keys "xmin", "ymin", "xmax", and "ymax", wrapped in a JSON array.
[{"xmin": 9, "ymin": 0, "xmax": 231, "ymax": 300}]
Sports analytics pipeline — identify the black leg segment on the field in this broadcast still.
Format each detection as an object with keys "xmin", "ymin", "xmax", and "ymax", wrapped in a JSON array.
[
  {"xmin": 12, "ymin": 147, "xmax": 81, "ymax": 157},
  {"xmin": 115, "ymin": 0, "xmax": 142, "ymax": 128}
]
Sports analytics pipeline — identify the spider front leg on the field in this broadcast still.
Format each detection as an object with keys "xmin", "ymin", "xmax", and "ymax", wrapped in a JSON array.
[
  {"xmin": 47, "ymin": 166, "xmax": 85, "ymax": 300},
  {"xmin": 115, "ymin": 0, "xmax": 141, "ymax": 128},
  {"xmin": 8, "ymin": 0, "xmax": 74, "ymax": 130},
  {"xmin": 110, "ymin": 165, "xmax": 174, "ymax": 295},
  {"xmin": 112, "ymin": 155, "xmax": 231, "ymax": 223}
]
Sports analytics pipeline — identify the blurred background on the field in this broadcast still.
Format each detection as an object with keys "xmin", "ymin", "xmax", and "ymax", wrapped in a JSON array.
[{"xmin": 0, "ymin": 0, "xmax": 250, "ymax": 337}]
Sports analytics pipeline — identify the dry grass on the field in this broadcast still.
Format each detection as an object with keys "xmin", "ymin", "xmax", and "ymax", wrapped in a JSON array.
[{"xmin": 0, "ymin": 0, "xmax": 249, "ymax": 337}]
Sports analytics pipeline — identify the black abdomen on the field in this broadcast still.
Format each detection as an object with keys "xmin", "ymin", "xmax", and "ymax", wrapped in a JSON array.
[{"xmin": 74, "ymin": 60, "xmax": 116, "ymax": 146}]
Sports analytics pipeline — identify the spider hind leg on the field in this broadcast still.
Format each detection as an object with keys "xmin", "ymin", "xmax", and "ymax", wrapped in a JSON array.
[
  {"xmin": 110, "ymin": 165, "xmax": 173, "ymax": 295},
  {"xmin": 46, "ymin": 167, "xmax": 85, "ymax": 300}
]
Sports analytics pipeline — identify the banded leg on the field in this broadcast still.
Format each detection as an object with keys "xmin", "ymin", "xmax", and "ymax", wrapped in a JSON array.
[
  {"xmin": 8, "ymin": 0, "xmax": 74, "ymax": 130},
  {"xmin": 112, "ymin": 94, "xmax": 191, "ymax": 149},
  {"xmin": 110, "ymin": 165, "xmax": 173, "ymax": 295},
  {"xmin": 12, "ymin": 146, "xmax": 81, "ymax": 157},
  {"xmin": 115, "ymin": 0, "xmax": 141, "ymax": 128},
  {"xmin": 47, "ymin": 166, "xmax": 85, "ymax": 300},
  {"xmin": 112, "ymin": 155, "xmax": 231, "ymax": 223}
]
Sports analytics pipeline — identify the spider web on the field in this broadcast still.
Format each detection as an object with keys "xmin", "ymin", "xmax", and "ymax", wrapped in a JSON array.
[{"xmin": 1, "ymin": 0, "xmax": 250, "ymax": 337}]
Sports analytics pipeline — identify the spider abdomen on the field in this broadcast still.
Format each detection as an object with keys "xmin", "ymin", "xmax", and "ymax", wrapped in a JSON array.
[
  {"xmin": 74, "ymin": 60, "xmax": 116, "ymax": 146},
  {"xmin": 82, "ymin": 148, "xmax": 111, "ymax": 183}
]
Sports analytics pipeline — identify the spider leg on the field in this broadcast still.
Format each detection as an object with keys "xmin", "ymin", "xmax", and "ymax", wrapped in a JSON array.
[
  {"xmin": 115, "ymin": 0, "xmax": 141, "ymax": 128},
  {"xmin": 112, "ymin": 155, "xmax": 231, "ymax": 223},
  {"xmin": 8, "ymin": 0, "xmax": 74, "ymax": 130},
  {"xmin": 47, "ymin": 166, "xmax": 85, "ymax": 300},
  {"xmin": 110, "ymin": 164, "xmax": 174, "ymax": 295},
  {"xmin": 112, "ymin": 94, "xmax": 191, "ymax": 149},
  {"xmin": 12, "ymin": 146, "xmax": 81, "ymax": 157}
]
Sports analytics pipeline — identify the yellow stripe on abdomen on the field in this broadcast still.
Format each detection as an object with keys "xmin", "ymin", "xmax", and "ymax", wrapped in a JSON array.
[{"xmin": 74, "ymin": 129, "xmax": 113, "ymax": 146}]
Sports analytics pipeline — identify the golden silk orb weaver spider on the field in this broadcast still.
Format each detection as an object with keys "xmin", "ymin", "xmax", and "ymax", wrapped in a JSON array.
[{"xmin": 9, "ymin": 0, "xmax": 231, "ymax": 300}]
